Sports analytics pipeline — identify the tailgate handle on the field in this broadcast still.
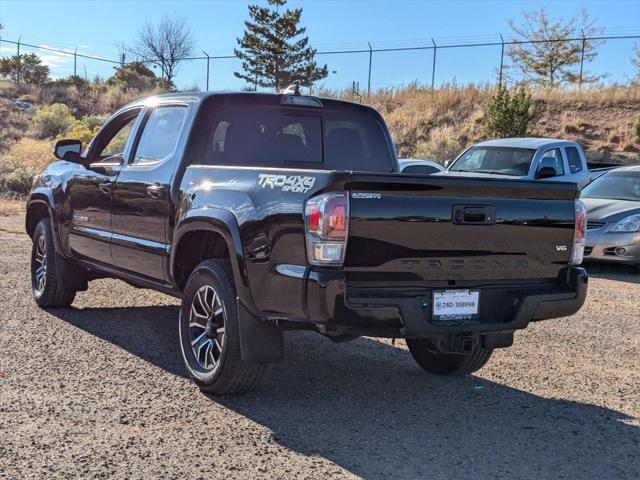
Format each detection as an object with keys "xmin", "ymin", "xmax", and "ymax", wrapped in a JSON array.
[{"xmin": 453, "ymin": 205, "xmax": 495, "ymax": 224}]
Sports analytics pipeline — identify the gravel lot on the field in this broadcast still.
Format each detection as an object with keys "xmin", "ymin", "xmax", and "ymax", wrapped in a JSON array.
[{"xmin": 1, "ymin": 210, "xmax": 639, "ymax": 479}]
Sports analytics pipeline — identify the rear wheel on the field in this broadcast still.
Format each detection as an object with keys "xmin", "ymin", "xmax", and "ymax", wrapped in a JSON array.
[
  {"xmin": 31, "ymin": 219, "xmax": 76, "ymax": 308},
  {"xmin": 178, "ymin": 259, "xmax": 264, "ymax": 395},
  {"xmin": 406, "ymin": 339, "xmax": 493, "ymax": 376}
]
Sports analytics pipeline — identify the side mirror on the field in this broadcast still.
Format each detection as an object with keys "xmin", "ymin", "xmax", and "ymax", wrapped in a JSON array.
[
  {"xmin": 444, "ymin": 160, "xmax": 451, "ymax": 168},
  {"xmin": 53, "ymin": 139, "xmax": 84, "ymax": 164},
  {"xmin": 536, "ymin": 158, "xmax": 559, "ymax": 179}
]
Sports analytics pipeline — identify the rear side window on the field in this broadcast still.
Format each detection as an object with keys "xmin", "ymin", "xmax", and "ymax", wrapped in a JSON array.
[
  {"xmin": 565, "ymin": 146, "xmax": 583, "ymax": 173},
  {"xmin": 132, "ymin": 106, "xmax": 188, "ymax": 165},
  {"xmin": 539, "ymin": 148, "xmax": 565, "ymax": 175},
  {"xmin": 206, "ymin": 105, "xmax": 392, "ymax": 171}
]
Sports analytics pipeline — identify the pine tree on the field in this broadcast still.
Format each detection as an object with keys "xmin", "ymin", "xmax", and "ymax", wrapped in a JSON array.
[
  {"xmin": 234, "ymin": 0, "xmax": 328, "ymax": 91},
  {"xmin": 506, "ymin": 8, "xmax": 605, "ymax": 88}
]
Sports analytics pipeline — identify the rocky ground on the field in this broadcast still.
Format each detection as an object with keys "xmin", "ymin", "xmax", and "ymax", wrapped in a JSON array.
[{"xmin": 1, "ymin": 210, "xmax": 638, "ymax": 479}]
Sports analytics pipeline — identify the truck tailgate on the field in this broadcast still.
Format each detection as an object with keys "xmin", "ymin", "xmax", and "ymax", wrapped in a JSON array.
[{"xmin": 346, "ymin": 173, "xmax": 579, "ymax": 281}]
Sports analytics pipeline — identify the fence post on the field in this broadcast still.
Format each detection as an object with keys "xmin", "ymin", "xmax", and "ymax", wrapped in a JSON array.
[
  {"xmin": 74, "ymin": 47, "xmax": 77, "ymax": 77},
  {"xmin": 202, "ymin": 51, "xmax": 210, "ymax": 91},
  {"xmin": 579, "ymin": 29, "xmax": 586, "ymax": 89},
  {"xmin": 121, "ymin": 52, "xmax": 125, "ymax": 68},
  {"xmin": 499, "ymin": 34, "xmax": 505, "ymax": 88},
  {"xmin": 431, "ymin": 38, "xmax": 437, "ymax": 89},
  {"xmin": 367, "ymin": 41, "xmax": 373, "ymax": 99},
  {"xmin": 17, "ymin": 36, "xmax": 21, "ymax": 84}
]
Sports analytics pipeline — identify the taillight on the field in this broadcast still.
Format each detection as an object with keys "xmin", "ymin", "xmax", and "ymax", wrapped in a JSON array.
[
  {"xmin": 305, "ymin": 192, "xmax": 349, "ymax": 265},
  {"xmin": 571, "ymin": 199, "xmax": 586, "ymax": 265}
]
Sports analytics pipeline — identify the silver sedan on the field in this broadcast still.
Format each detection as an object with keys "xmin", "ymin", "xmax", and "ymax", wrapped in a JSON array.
[{"xmin": 581, "ymin": 165, "xmax": 640, "ymax": 271}]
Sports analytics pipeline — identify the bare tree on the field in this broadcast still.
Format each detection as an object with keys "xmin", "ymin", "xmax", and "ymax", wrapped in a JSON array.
[
  {"xmin": 506, "ymin": 8, "xmax": 605, "ymax": 88},
  {"xmin": 632, "ymin": 42, "xmax": 640, "ymax": 81},
  {"xmin": 130, "ymin": 15, "xmax": 194, "ymax": 89}
]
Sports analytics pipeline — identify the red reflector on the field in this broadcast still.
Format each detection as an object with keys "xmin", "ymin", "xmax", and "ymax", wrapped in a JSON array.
[{"xmin": 309, "ymin": 205, "xmax": 320, "ymax": 232}]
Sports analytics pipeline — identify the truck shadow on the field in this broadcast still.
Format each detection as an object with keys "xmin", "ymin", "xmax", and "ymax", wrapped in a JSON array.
[
  {"xmin": 583, "ymin": 262, "xmax": 640, "ymax": 284},
  {"xmin": 50, "ymin": 306, "xmax": 639, "ymax": 479}
]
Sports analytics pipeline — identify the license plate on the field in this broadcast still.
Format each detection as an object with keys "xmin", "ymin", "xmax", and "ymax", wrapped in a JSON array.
[{"xmin": 432, "ymin": 289, "xmax": 480, "ymax": 320}]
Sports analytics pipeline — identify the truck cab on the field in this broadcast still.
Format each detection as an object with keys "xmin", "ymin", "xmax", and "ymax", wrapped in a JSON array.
[{"xmin": 443, "ymin": 138, "xmax": 591, "ymax": 189}]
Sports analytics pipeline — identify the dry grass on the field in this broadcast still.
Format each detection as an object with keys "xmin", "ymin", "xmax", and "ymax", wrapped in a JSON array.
[
  {"xmin": 0, "ymin": 195, "xmax": 23, "ymax": 217},
  {"xmin": 322, "ymin": 83, "xmax": 640, "ymax": 162},
  {"xmin": 0, "ymin": 138, "xmax": 53, "ymax": 172}
]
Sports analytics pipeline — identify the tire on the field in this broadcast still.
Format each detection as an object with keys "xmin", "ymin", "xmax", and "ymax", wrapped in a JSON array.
[
  {"xmin": 178, "ymin": 259, "xmax": 265, "ymax": 395},
  {"xmin": 406, "ymin": 338, "xmax": 493, "ymax": 376},
  {"xmin": 31, "ymin": 218, "xmax": 76, "ymax": 308}
]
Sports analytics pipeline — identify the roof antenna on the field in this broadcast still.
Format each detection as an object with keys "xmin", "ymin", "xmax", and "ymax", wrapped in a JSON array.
[{"xmin": 281, "ymin": 84, "xmax": 301, "ymax": 95}]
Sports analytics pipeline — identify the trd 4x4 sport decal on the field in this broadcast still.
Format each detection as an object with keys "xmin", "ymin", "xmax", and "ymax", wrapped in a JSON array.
[{"xmin": 258, "ymin": 174, "xmax": 316, "ymax": 193}]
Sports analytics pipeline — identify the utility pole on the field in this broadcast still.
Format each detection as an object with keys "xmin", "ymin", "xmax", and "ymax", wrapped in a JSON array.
[
  {"xmin": 499, "ymin": 34, "xmax": 505, "ymax": 88},
  {"xmin": 367, "ymin": 41, "xmax": 373, "ymax": 99},
  {"xmin": 202, "ymin": 51, "xmax": 210, "ymax": 91},
  {"xmin": 431, "ymin": 38, "xmax": 437, "ymax": 89}
]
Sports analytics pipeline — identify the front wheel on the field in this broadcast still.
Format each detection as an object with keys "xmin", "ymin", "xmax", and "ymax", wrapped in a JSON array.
[
  {"xmin": 31, "ymin": 218, "xmax": 76, "ymax": 308},
  {"xmin": 406, "ymin": 339, "xmax": 493, "ymax": 376},
  {"xmin": 178, "ymin": 259, "xmax": 264, "ymax": 395}
]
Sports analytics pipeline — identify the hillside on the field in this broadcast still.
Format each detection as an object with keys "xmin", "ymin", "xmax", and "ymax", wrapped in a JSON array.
[
  {"xmin": 1, "ymin": 80, "xmax": 639, "ymax": 197},
  {"xmin": 327, "ymin": 84, "xmax": 640, "ymax": 164}
]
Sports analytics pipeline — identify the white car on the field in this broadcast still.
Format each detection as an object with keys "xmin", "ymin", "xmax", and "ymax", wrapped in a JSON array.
[
  {"xmin": 442, "ymin": 138, "xmax": 591, "ymax": 189},
  {"xmin": 398, "ymin": 159, "xmax": 445, "ymax": 175}
]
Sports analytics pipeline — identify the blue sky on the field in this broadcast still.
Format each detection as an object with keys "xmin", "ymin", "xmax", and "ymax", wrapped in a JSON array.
[{"xmin": 1, "ymin": 0, "xmax": 639, "ymax": 91}]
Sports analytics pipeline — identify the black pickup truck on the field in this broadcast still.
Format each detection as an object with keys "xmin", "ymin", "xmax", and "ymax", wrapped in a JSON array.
[{"xmin": 27, "ymin": 91, "xmax": 588, "ymax": 394}]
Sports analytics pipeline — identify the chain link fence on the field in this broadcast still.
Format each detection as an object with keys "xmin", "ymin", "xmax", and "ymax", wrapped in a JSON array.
[{"xmin": 1, "ymin": 31, "xmax": 639, "ymax": 92}]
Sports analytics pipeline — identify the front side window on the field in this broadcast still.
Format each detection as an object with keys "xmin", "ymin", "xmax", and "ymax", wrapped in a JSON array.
[
  {"xmin": 539, "ymin": 148, "xmax": 565, "ymax": 175},
  {"xmin": 450, "ymin": 147, "xmax": 535, "ymax": 176},
  {"xmin": 93, "ymin": 110, "xmax": 140, "ymax": 161},
  {"xmin": 132, "ymin": 106, "xmax": 188, "ymax": 165},
  {"xmin": 565, "ymin": 146, "xmax": 583, "ymax": 173}
]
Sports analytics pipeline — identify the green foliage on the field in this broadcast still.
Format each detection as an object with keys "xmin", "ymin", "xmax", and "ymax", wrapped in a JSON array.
[
  {"xmin": 0, "ymin": 53, "xmax": 50, "ymax": 86},
  {"xmin": 32, "ymin": 103, "xmax": 76, "ymax": 139},
  {"xmin": 57, "ymin": 120, "xmax": 100, "ymax": 149},
  {"xmin": 49, "ymin": 75, "xmax": 91, "ymax": 90},
  {"xmin": 235, "ymin": 0, "xmax": 328, "ymax": 90},
  {"xmin": 0, "ymin": 168, "xmax": 38, "ymax": 195},
  {"xmin": 108, "ymin": 62, "xmax": 158, "ymax": 91},
  {"xmin": 634, "ymin": 116, "xmax": 640, "ymax": 139},
  {"xmin": 484, "ymin": 86, "xmax": 540, "ymax": 138},
  {"xmin": 507, "ymin": 9, "xmax": 604, "ymax": 87}
]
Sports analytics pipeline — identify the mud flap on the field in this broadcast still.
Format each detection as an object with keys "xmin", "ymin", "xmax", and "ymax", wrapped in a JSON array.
[
  {"xmin": 55, "ymin": 254, "xmax": 88, "ymax": 292},
  {"xmin": 237, "ymin": 300, "xmax": 283, "ymax": 363}
]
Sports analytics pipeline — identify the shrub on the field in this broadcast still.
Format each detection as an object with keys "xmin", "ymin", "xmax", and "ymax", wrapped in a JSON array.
[
  {"xmin": 634, "ymin": 116, "xmax": 640, "ymax": 139},
  {"xmin": 483, "ymin": 86, "xmax": 540, "ymax": 138},
  {"xmin": 108, "ymin": 62, "xmax": 158, "ymax": 92},
  {"xmin": 82, "ymin": 114, "xmax": 107, "ymax": 131},
  {"xmin": 0, "ymin": 137, "xmax": 53, "ymax": 173},
  {"xmin": 58, "ymin": 120, "xmax": 100, "ymax": 149},
  {"xmin": 0, "ymin": 168, "xmax": 38, "ymax": 195},
  {"xmin": 31, "ymin": 103, "xmax": 76, "ymax": 139}
]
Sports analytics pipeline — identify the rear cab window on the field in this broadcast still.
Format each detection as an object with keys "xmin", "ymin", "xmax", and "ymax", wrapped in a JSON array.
[
  {"xmin": 565, "ymin": 146, "xmax": 584, "ymax": 173},
  {"xmin": 199, "ymin": 96, "xmax": 394, "ymax": 172}
]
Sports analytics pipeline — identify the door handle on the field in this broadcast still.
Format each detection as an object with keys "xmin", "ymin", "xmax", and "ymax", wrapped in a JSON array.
[
  {"xmin": 98, "ymin": 181, "xmax": 113, "ymax": 194},
  {"xmin": 146, "ymin": 183, "xmax": 166, "ymax": 199}
]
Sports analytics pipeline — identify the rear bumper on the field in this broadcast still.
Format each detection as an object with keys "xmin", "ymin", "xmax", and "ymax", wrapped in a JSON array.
[{"xmin": 304, "ymin": 267, "xmax": 588, "ymax": 338}]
